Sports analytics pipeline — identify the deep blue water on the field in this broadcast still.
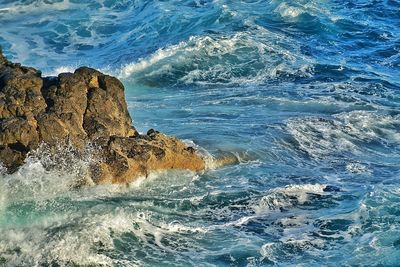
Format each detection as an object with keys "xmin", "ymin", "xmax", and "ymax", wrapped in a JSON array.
[{"xmin": 0, "ymin": 0, "xmax": 400, "ymax": 266}]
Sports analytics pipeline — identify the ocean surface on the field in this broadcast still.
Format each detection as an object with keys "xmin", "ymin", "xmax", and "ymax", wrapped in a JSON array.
[{"xmin": 0, "ymin": 0, "xmax": 400, "ymax": 266}]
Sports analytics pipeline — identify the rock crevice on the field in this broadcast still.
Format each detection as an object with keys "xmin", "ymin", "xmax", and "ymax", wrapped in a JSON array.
[{"xmin": 0, "ymin": 49, "xmax": 205, "ymax": 183}]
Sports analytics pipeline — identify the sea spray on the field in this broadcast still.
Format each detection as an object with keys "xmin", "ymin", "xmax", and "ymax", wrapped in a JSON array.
[
  {"xmin": 0, "ymin": 164, "xmax": 7, "ymax": 219},
  {"xmin": 0, "ymin": 142, "xmax": 98, "ymax": 204}
]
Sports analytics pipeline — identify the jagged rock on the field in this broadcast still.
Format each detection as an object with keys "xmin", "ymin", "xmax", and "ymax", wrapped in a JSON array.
[
  {"xmin": 0, "ymin": 49, "xmax": 205, "ymax": 183},
  {"xmin": 95, "ymin": 134, "xmax": 205, "ymax": 183}
]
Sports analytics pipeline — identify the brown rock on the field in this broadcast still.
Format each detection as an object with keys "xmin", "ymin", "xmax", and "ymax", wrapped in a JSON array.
[
  {"xmin": 79, "ymin": 67, "xmax": 135, "ymax": 142},
  {"xmin": 0, "ymin": 49, "xmax": 205, "ymax": 182},
  {"xmin": 93, "ymin": 134, "xmax": 205, "ymax": 184}
]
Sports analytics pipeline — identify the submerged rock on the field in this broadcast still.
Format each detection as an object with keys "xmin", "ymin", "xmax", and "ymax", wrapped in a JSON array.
[{"xmin": 0, "ymin": 48, "xmax": 205, "ymax": 183}]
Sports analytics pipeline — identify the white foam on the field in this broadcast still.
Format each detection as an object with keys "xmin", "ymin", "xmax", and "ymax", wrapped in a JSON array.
[
  {"xmin": 0, "ymin": 163, "xmax": 6, "ymax": 175},
  {"xmin": 119, "ymin": 41, "xmax": 185, "ymax": 78},
  {"xmin": 254, "ymin": 184, "xmax": 327, "ymax": 214},
  {"xmin": 117, "ymin": 27, "xmax": 313, "ymax": 86},
  {"xmin": 160, "ymin": 221, "xmax": 207, "ymax": 234},
  {"xmin": 272, "ymin": 0, "xmax": 342, "ymax": 22},
  {"xmin": 346, "ymin": 162, "xmax": 372, "ymax": 174},
  {"xmin": 48, "ymin": 65, "xmax": 78, "ymax": 76},
  {"xmin": 0, "ymin": 205, "xmax": 180, "ymax": 265},
  {"xmin": 229, "ymin": 215, "xmax": 259, "ymax": 227},
  {"xmin": 0, "ymin": 0, "xmax": 72, "ymax": 14},
  {"xmin": 0, "ymin": 211, "xmax": 139, "ymax": 266},
  {"xmin": 0, "ymin": 178, "xmax": 7, "ymax": 217},
  {"xmin": 260, "ymin": 237, "xmax": 325, "ymax": 263},
  {"xmin": 0, "ymin": 142, "xmax": 96, "ymax": 204},
  {"xmin": 275, "ymin": 3, "xmax": 304, "ymax": 18},
  {"xmin": 278, "ymin": 215, "xmax": 308, "ymax": 227},
  {"xmin": 287, "ymin": 111, "xmax": 400, "ymax": 158},
  {"xmin": 336, "ymin": 111, "xmax": 400, "ymax": 143}
]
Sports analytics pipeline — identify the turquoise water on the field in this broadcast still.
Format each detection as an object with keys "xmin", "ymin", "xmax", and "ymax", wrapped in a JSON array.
[{"xmin": 1, "ymin": 0, "xmax": 400, "ymax": 266}]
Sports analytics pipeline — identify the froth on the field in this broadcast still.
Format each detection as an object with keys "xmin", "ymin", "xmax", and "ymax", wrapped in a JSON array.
[
  {"xmin": 275, "ymin": 3, "xmax": 304, "ymax": 18},
  {"xmin": 0, "ymin": 212, "xmax": 133, "ymax": 266},
  {"xmin": 287, "ymin": 111, "xmax": 400, "ymax": 159},
  {"xmin": 118, "ymin": 27, "xmax": 313, "ymax": 86},
  {"xmin": 0, "ymin": 142, "xmax": 96, "ymax": 204},
  {"xmin": 272, "ymin": 0, "xmax": 342, "ymax": 22},
  {"xmin": 254, "ymin": 184, "xmax": 327, "ymax": 214}
]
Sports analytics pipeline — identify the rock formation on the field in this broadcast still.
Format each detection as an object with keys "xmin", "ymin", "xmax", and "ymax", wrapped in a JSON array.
[{"xmin": 0, "ymin": 48, "xmax": 205, "ymax": 184}]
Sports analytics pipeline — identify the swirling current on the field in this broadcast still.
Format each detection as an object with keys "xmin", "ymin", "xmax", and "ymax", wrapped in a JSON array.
[{"xmin": 0, "ymin": 0, "xmax": 400, "ymax": 266}]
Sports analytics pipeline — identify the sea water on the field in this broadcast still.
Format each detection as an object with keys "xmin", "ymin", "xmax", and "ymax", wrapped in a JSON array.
[{"xmin": 0, "ymin": 0, "xmax": 399, "ymax": 266}]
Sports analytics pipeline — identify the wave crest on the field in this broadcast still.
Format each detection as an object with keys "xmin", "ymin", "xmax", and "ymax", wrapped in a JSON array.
[
  {"xmin": 254, "ymin": 184, "xmax": 328, "ymax": 214},
  {"xmin": 119, "ymin": 28, "xmax": 313, "ymax": 86}
]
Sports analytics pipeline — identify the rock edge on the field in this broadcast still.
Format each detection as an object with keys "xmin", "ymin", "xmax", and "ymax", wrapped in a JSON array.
[{"xmin": 0, "ymin": 49, "xmax": 205, "ymax": 184}]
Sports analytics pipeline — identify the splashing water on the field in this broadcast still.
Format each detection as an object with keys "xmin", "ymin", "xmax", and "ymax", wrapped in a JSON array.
[{"xmin": 1, "ymin": 0, "xmax": 400, "ymax": 265}]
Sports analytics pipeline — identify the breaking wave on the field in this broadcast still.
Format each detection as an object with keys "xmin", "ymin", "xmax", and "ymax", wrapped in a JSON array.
[
  {"xmin": 118, "ymin": 28, "xmax": 313, "ymax": 86},
  {"xmin": 254, "ymin": 183, "xmax": 329, "ymax": 214}
]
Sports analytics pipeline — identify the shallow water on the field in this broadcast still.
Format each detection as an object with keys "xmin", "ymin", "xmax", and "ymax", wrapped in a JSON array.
[{"xmin": 0, "ymin": 0, "xmax": 400, "ymax": 266}]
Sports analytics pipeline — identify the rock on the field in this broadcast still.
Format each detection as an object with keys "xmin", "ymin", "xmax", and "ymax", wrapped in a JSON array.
[
  {"xmin": 0, "ymin": 49, "xmax": 205, "ymax": 183},
  {"xmin": 95, "ymin": 134, "xmax": 205, "ymax": 184}
]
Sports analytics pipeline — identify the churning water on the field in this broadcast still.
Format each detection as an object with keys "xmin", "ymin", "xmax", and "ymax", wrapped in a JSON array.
[{"xmin": 0, "ymin": 0, "xmax": 400, "ymax": 266}]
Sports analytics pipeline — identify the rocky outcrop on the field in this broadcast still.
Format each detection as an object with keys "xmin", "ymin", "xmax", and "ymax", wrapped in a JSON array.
[{"xmin": 0, "ymin": 48, "xmax": 205, "ymax": 183}]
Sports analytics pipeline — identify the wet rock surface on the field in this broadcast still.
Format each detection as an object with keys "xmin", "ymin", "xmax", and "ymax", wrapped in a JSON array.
[{"xmin": 0, "ymin": 49, "xmax": 205, "ymax": 183}]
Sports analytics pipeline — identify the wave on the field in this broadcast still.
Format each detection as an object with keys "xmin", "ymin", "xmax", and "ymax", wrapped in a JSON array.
[
  {"xmin": 272, "ymin": 1, "xmax": 341, "ymax": 22},
  {"xmin": 254, "ymin": 184, "xmax": 330, "ymax": 215},
  {"xmin": 286, "ymin": 110, "xmax": 400, "ymax": 159},
  {"xmin": 206, "ymin": 183, "xmax": 337, "ymax": 229},
  {"xmin": 0, "ymin": 139, "xmax": 213, "ymax": 205},
  {"xmin": 1, "ymin": 0, "xmax": 398, "ymax": 89},
  {"xmin": 0, "ymin": 180, "xmax": 220, "ymax": 266},
  {"xmin": 118, "ymin": 27, "xmax": 313, "ymax": 86},
  {"xmin": 260, "ymin": 237, "xmax": 325, "ymax": 263},
  {"xmin": 0, "ymin": 211, "xmax": 134, "ymax": 266},
  {"xmin": 0, "ymin": 149, "xmax": 207, "ymax": 266},
  {"xmin": 259, "ymin": 185, "xmax": 400, "ymax": 264},
  {"xmin": 0, "ymin": 142, "xmax": 97, "ymax": 205}
]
